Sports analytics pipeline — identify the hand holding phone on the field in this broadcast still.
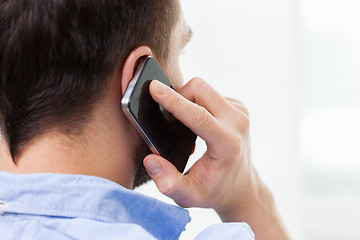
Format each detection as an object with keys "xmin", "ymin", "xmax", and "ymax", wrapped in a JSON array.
[
  {"xmin": 143, "ymin": 76, "xmax": 255, "ymax": 216},
  {"xmin": 133, "ymin": 60, "xmax": 289, "ymax": 240}
]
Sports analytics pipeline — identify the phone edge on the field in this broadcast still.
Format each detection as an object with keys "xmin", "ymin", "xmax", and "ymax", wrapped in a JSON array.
[{"xmin": 121, "ymin": 58, "xmax": 161, "ymax": 156}]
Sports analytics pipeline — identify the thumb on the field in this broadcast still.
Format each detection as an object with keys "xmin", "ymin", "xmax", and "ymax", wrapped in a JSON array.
[{"xmin": 143, "ymin": 154, "xmax": 194, "ymax": 207}]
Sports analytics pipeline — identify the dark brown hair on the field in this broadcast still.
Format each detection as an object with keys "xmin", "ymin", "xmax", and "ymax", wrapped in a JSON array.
[{"xmin": 0, "ymin": 0, "xmax": 179, "ymax": 160}]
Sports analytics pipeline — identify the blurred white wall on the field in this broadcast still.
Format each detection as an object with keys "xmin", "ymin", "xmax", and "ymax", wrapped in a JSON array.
[{"xmin": 300, "ymin": 0, "xmax": 360, "ymax": 239}]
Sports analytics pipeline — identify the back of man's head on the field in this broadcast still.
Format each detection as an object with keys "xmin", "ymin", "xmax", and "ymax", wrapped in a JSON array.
[{"xmin": 0, "ymin": 0, "xmax": 179, "ymax": 160}]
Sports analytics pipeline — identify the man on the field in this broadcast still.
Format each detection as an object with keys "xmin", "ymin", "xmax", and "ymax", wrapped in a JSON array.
[{"xmin": 0, "ymin": 0, "xmax": 289, "ymax": 239}]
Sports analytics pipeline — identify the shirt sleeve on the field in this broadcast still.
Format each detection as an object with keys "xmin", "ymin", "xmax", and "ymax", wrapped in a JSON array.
[{"xmin": 194, "ymin": 222, "xmax": 255, "ymax": 240}]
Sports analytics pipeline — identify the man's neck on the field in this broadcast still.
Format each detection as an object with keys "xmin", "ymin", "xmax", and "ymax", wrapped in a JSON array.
[{"xmin": 0, "ymin": 101, "xmax": 140, "ymax": 189}]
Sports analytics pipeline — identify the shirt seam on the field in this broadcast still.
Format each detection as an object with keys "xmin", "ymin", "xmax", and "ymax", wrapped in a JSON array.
[{"xmin": 0, "ymin": 205, "xmax": 119, "ymax": 223}]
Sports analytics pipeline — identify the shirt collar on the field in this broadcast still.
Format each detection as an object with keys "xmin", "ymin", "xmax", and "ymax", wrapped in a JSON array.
[{"xmin": 0, "ymin": 171, "xmax": 190, "ymax": 239}]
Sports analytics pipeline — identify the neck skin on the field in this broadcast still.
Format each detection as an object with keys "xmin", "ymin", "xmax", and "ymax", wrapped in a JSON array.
[{"xmin": 0, "ymin": 66, "xmax": 141, "ymax": 189}]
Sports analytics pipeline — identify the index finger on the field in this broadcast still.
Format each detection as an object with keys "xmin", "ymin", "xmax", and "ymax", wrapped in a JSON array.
[
  {"xmin": 178, "ymin": 78, "xmax": 234, "ymax": 118},
  {"xmin": 150, "ymin": 80, "xmax": 228, "ymax": 149}
]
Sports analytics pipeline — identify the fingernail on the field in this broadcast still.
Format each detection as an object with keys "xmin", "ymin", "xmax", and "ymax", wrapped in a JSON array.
[
  {"xmin": 152, "ymin": 80, "xmax": 167, "ymax": 95},
  {"xmin": 144, "ymin": 159, "xmax": 162, "ymax": 176}
]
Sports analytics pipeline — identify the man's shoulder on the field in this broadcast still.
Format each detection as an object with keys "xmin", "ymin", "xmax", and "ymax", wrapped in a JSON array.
[
  {"xmin": 0, "ymin": 213, "xmax": 157, "ymax": 240},
  {"xmin": 0, "ymin": 172, "xmax": 187, "ymax": 240}
]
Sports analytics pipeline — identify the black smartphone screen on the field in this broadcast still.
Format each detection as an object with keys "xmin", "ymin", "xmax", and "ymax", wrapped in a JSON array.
[{"xmin": 124, "ymin": 57, "xmax": 197, "ymax": 173}]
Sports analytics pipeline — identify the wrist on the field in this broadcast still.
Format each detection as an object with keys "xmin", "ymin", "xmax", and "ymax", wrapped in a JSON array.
[
  {"xmin": 215, "ymin": 165, "xmax": 272, "ymax": 222},
  {"xmin": 214, "ymin": 166, "xmax": 290, "ymax": 239}
]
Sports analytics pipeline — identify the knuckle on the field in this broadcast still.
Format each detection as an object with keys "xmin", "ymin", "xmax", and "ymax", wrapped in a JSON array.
[
  {"xmin": 234, "ymin": 111, "xmax": 250, "ymax": 131},
  {"xmin": 230, "ymin": 99, "xmax": 249, "ymax": 115},
  {"xmin": 168, "ymin": 91, "xmax": 181, "ymax": 106},
  {"xmin": 227, "ymin": 134, "xmax": 243, "ymax": 154},
  {"xmin": 159, "ymin": 180, "xmax": 177, "ymax": 196},
  {"xmin": 241, "ymin": 105, "xmax": 250, "ymax": 116},
  {"xmin": 173, "ymin": 95, "xmax": 181, "ymax": 106},
  {"xmin": 242, "ymin": 115, "xmax": 250, "ymax": 130},
  {"xmin": 233, "ymin": 131, "xmax": 242, "ymax": 142},
  {"xmin": 195, "ymin": 106, "xmax": 209, "ymax": 126},
  {"xmin": 236, "ymin": 105, "xmax": 249, "ymax": 116},
  {"xmin": 189, "ymin": 77, "xmax": 207, "ymax": 91},
  {"xmin": 236, "ymin": 99, "xmax": 245, "ymax": 106}
]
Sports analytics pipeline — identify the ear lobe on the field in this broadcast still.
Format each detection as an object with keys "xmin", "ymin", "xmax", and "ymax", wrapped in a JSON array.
[{"xmin": 121, "ymin": 46, "xmax": 153, "ymax": 95}]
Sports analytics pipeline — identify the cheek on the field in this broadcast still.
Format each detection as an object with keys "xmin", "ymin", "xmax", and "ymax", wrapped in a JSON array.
[
  {"xmin": 166, "ymin": 58, "xmax": 184, "ymax": 90},
  {"xmin": 170, "ymin": 70, "xmax": 184, "ymax": 89}
]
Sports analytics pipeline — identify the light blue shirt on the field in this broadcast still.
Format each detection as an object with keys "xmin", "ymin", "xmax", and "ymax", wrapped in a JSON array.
[{"xmin": 0, "ymin": 172, "xmax": 255, "ymax": 239}]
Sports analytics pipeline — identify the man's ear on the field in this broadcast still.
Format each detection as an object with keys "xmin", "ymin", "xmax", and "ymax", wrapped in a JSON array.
[{"xmin": 121, "ymin": 46, "xmax": 153, "ymax": 95}]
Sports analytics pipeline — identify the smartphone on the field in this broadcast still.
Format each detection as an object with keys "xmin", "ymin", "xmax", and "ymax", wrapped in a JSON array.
[{"xmin": 121, "ymin": 56, "xmax": 197, "ymax": 173}]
